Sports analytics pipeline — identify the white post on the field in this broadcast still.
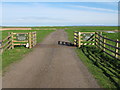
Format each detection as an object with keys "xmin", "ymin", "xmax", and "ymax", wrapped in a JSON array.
[
  {"xmin": 78, "ymin": 32, "xmax": 81, "ymax": 48},
  {"xmin": 115, "ymin": 39, "xmax": 119, "ymax": 59}
]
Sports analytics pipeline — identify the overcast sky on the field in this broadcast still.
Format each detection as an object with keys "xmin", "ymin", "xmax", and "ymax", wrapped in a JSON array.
[{"xmin": 1, "ymin": 0, "xmax": 119, "ymax": 26}]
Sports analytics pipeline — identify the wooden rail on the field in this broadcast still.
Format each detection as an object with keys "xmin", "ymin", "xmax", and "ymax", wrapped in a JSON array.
[
  {"xmin": 74, "ymin": 31, "xmax": 120, "ymax": 60},
  {"xmin": 0, "ymin": 31, "xmax": 37, "ymax": 52},
  {"xmin": 95, "ymin": 32, "xmax": 120, "ymax": 60},
  {"xmin": 0, "ymin": 34, "xmax": 12, "ymax": 52}
]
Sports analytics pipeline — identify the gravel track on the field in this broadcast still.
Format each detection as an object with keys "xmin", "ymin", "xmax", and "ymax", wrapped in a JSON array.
[{"xmin": 3, "ymin": 29, "xmax": 100, "ymax": 88}]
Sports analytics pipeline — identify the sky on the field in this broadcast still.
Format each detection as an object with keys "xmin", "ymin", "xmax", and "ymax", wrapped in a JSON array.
[
  {"xmin": 1, "ymin": 0, "xmax": 119, "ymax": 26},
  {"xmin": 1, "ymin": 0, "xmax": 120, "ymax": 2}
]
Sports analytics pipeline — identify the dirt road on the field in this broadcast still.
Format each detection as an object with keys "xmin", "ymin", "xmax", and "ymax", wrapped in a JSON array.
[
  {"xmin": 3, "ymin": 30, "xmax": 100, "ymax": 88},
  {"xmin": 0, "ymin": 28, "xmax": 32, "ymax": 31}
]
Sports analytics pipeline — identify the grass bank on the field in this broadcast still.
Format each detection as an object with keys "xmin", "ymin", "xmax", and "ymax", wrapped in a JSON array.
[
  {"xmin": 2, "ymin": 30, "xmax": 54, "ymax": 70},
  {"xmin": 65, "ymin": 26, "xmax": 119, "ymax": 88}
]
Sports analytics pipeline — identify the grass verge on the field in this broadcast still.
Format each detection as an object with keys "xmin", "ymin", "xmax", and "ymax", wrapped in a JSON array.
[
  {"xmin": 2, "ymin": 30, "xmax": 54, "ymax": 70},
  {"xmin": 75, "ymin": 47, "xmax": 119, "ymax": 88}
]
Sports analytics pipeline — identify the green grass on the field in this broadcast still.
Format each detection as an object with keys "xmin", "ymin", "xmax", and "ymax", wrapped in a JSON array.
[
  {"xmin": 2, "ymin": 30, "xmax": 54, "ymax": 70},
  {"xmin": 65, "ymin": 26, "xmax": 119, "ymax": 88},
  {"xmin": 75, "ymin": 47, "xmax": 119, "ymax": 88},
  {"xmin": 65, "ymin": 26, "xmax": 118, "ymax": 40}
]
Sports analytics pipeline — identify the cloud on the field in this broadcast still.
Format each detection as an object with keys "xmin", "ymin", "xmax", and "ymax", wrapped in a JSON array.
[
  {"xmin": 15, "ymin": 16, "xmax": 67, "ymax": 23},
  {"xmin": 71, "ymin": 5, "xmax": 118, "ymax": 13},
  {"xmin": 18, "ymin": 16, "xmax": 66, "ymax": 20},
  {"xmin": 2, "ymin": 2, "xmax": 118, "ymax": 26}
]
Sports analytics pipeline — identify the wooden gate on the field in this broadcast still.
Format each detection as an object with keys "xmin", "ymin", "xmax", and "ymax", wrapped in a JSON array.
[
  {"xmin": 11, "ymin": 31, "xmax": 37, "ymax": 49},
  {"xmin": 74, "ymin": 31, "xmax": 95, "ymax": 48},
  {"xmin": 0, "ymin": 31, "xmax": 37, "ymax": 52},
  {"xmin": 73, "ymin": 31, "xmax": 120, "ymax": 60}
]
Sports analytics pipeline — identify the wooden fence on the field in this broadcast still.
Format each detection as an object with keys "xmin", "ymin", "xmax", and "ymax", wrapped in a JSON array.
[
  {"xmin": 95, "ymin": 32, "xmax": 120, "ymax": 60},
  {"xmin": 0, "ymin": 31, "xmax": 37, "ymax": 52},
  {"xmin": 0, "ymin": 34, "xmax": 12, "ymax": 52},
  {"xmin": 74, "ymin": 31, "xmax": 120, "ymax": 60}
]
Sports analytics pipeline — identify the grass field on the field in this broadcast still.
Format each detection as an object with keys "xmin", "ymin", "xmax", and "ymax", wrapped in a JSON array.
[
  {"xmin": 65, "ymin": 26, "xmax": 119, "ymax": 88},
  {"xmin": 2, "ymin": 29, "xmax": 54, "ymax": 70}
]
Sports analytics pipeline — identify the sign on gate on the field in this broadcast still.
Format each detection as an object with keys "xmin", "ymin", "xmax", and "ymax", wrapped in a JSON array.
[
  {"xmin": 82, "ymin": 33, "xmax": 94, "ymax": 40},
  {"xmin": 16, "ymin": 34, "xmax": 27, "ymax": 41},
  {"xmin": 74, "ymin": 31, "xmax": 95, "ymax": 47}
]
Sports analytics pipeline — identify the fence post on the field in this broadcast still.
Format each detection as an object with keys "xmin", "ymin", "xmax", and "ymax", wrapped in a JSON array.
[
  {"xmin": 97, "ymin": 32, "xmax": 101, "ymax": 49},
  {"xmin": 32, "ymin": 32, "xmax": 34, "ymax": 47},
  {"xmin": 93, "ymin": 32, "xmax": 95, "ymax": 45},
  {"xmin": 74, "ymin": 31, "xmax": 78, "ymax": 46},
  {"xmin": 29, "ymin": 32, "xmax": 32, "ymax": 48},
  {"xmin": 74, "ymin": 31, "xmax": 76, "ymax": 46},
  {"xmin": 115, "ymin": 39, "xmax": 119, "ymax": 59},
  {"xmin": 33, "ymin": 31, "xmax": 36, "ymax": 47},
  {"xmin": 35, "ymin": 31, "xmax": 37, "ymax": 45},
  {"xmin": 11, "ymin": 32, "xmax": 14, "ymax": 49},
  {"xmin": 95, "ymin": 32, "xmax": 98, "ymax": 48},
  {"xmin": 8, "ymin": 32, "xmax": 12, "ymax": 50},
  {"xmin": 103, "ymin": 36, "xmax": 106, "ymax": 52},
  {"xmin": 100, "ymin": 32, "xmax": 102, "ymax": 49},
  {"xmin": 78, "ymin": 32, "xmax": 81, "ymax": 48}
]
